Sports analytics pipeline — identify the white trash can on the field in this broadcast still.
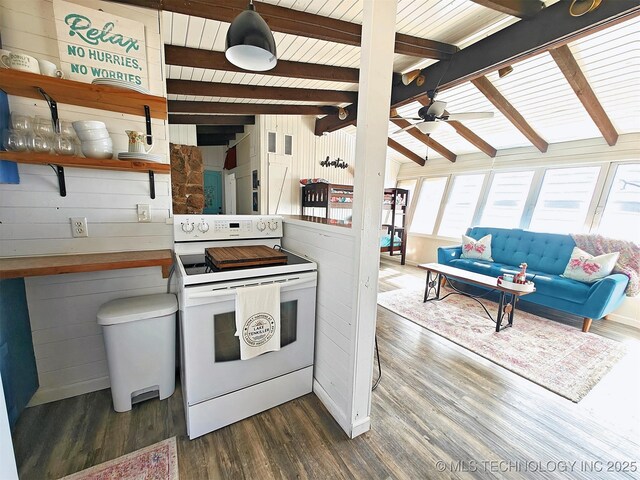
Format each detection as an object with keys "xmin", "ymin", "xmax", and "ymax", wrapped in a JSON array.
[{"xmin": 97, "ymin": 293, "xmax": 178, "ymax": 412}]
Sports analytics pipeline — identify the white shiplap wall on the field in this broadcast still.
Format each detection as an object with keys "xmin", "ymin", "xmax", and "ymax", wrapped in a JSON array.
[
  {"xmin": 0, "ymin": 0, "xmax": 172, "ymax": 405},
  {"xmin": 168, "ymin": 125, "xmax": 197, "ymax": 146},
  {"xmin": 281, "ymin": 219, "xmax": 355, "ymax": 434},
  {"xmin": 260, "ymin": 115, "xmax": 356, "ymax": 219}
]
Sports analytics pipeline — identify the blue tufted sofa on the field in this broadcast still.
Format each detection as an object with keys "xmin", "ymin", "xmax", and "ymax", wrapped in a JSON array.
[{"xmin": 437, "ymin": 227, "xmax": 629, "ymax": 332}]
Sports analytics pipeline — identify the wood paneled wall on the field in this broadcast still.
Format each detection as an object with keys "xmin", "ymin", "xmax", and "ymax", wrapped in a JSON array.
[
  {"xmin": 281, "ymin": 220, "xmax": 355, "ymax": 434},
  {"xmin": 260, "ymin": 115, "xmax": 356, "ymax": 219},
  {"xmin": 0, "ymin": 0, "xmax": 171, "ymax": 404}
]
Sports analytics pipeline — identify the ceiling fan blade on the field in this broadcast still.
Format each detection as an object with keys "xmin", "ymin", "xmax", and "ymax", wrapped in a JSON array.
[
  {"xmin": 416, "ymin": 122, "xmax": 441, "ymax": 134},
  {"xmin": 390, "ymin": 116, "xmax": 423, "ymax": 121},
  {"xmin": 445, "ymin": 112, "xmax": 494, "ymax": 121},
  {"xmin": 427, "ymin": 100, "xmax": 447, "ymax": 117},
  {"xmin": 391, "ymin": 123, "xmax": 418, "ymax": 135}
]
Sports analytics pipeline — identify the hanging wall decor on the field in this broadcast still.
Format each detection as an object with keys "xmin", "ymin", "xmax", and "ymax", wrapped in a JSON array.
[{"xmin": 319, "ymin": 156, "xmax": 349, "ymax": 169}]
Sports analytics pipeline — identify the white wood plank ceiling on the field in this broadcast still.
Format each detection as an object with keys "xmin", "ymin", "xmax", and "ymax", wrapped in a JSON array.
[{"xmin": 163, "ymin": 0, "xmax": 638, "ymax": 163}]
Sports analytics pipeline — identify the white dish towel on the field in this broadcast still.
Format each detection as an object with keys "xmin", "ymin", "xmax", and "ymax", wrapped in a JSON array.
[{"xmin": 235, "ymin": 283, "xmax": 281, "ymax": 360}]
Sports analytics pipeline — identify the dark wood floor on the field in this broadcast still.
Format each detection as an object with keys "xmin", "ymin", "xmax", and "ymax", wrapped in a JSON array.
[{"xmin": 13, "ymin": 261, "xmax": 640, "ymax": 479}]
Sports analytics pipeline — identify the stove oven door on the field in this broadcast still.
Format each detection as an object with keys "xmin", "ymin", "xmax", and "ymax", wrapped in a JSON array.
[{"xmin": 180, "ymin": 271, "xmax": 317, "ymax": 405}]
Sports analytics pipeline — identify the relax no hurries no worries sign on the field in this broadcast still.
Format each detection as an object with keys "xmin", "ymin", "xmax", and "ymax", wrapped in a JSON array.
[{"xmin": 53, "ymin": 0, "xmax": 148, "ymax": 88}]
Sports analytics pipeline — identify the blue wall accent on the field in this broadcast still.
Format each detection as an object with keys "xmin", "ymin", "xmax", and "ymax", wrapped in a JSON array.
[
  {"xmin": 0, "ymin": 90, "xmax": 20, "ymax": 184},
  {"xmin": 0, "ymin": 279, "xmax": 38, "ymax": 429}
]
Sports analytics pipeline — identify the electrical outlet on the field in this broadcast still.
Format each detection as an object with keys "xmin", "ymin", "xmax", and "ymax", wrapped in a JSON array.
[
  {"xmin": 137, "ymin": 204, "xmax": 151, "ymax": 222},
  {"xmin": 71, "ymin": 217, "xmax": 88, "ymax": 237}
]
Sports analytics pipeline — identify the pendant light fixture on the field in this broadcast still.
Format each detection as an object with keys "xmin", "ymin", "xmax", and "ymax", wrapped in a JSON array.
[{"xmin": 225, "ymin": 0, "xmax": 277, "ymax": 72}]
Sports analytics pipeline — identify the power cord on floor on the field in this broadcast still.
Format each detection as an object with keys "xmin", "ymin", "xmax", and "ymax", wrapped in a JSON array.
[{"xmin": 372, "ymin": 334, "xmax": 382, "ymax": 391}]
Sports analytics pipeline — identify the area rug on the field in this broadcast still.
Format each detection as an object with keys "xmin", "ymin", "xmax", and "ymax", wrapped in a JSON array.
[
  {"xmin": 377, "ymin": 288, "xmax": 627, "ymax": 402},
  {"xmin": 61, "ymin": 437, "xmax": 178, "ymax": 480}
]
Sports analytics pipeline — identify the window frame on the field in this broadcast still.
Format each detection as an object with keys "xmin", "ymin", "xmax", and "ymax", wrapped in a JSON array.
[
  {"xmin": 399, "ymin": 159, "xmax": 629, "ymax": 242},
  {"xmin": 407, "ymin": 174, "xmax": 451, "ymax": 237},
  {"xmin": 589, "ymin": 161, "xmax": 639, "ymax": 236},
  {"xmin": 435, "ymin": 172, "xmax": 488, "ymax": 238}
]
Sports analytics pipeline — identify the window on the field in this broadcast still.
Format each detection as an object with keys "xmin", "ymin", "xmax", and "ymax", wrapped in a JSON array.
[
  {"xmin": 597, "ymin": 163, "xmax": 640, "ymax": 242},
  {"xmin": 529, "ymin": 166, "xmax": 600, "ymax": 234},
  {"xmin": 267, "ymin": 132, "xmax": 276, "ymax": 153},
  {"xmin": 284, "ymin": 135, "xmax": 293, "ymax": 155},
  {"xmin": 479, "ymin": 171, "xmax": 534, "ymax": 228},
  {"xmin": 437, "ymin": 174, "xmax": 485, "ymax": 238},
  {"xmin": 409, "ymin": 177, "xmax": 447, "ymax": 235}
]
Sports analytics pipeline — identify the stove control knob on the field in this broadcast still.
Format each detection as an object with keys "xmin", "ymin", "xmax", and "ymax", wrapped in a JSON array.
[
  {"xmin": 256, "ymin": 220, "xmax": 267, "ymax": 231},
  {"xmin": 198, "ymin": 221, "xmax": 210, "ymax": 233},
  {"xmin": 268, "ymin": 221, "xmax": 278, "ymax": 231},
  {"xmin": 181, "ymin": 220, "xmax": 195, "ymax": 233}
]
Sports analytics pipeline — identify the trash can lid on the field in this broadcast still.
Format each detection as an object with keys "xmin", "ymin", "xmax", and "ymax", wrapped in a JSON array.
[{"xmin": 97, "ymin": 293, "xmax": 178, "ymax": 325}]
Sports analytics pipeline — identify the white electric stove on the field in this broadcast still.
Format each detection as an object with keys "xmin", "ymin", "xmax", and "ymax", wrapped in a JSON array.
[{"xmin": 173, "ymin": 214, "xmax": 317, "ymax": 439}]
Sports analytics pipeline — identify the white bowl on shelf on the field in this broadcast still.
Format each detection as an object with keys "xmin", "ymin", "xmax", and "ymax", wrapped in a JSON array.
[
  {"xmin": 75, "ymin": 128, "xmax": 110, "ymax": 141},
  {"xmin": 72, "ymin": 120, "xmax": 107, "ymax": 131},
  {"xmin": 81, "ymin": 138, "xmax": 113, "ymax": 159}
]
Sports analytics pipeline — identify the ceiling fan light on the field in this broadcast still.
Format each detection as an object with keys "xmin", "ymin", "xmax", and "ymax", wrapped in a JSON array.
[
  {"xmin": 338, "ymin": 107, "xmax": 348, "ymax": 120},
  {"xmin": 225, "ymin": 3, "xmax": 277, "ymax": 72}
]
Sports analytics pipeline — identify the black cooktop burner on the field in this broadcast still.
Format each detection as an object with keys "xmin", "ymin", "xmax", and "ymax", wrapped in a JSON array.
[{"xmin": 179, "ymin": 250, "xmax": 312, "ymax": 276}]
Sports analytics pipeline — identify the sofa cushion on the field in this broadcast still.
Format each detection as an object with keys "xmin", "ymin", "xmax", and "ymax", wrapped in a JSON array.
[
  {"xmin": 448, "ymin": 259, "xmax": 591, "ymax": 304},
  {"xmin": 461, "ymin": 234, "xmax": 493, "ymax": 261},
  {"xmin": 562, "ymin": 246, "xmax": 619, "ymax": 283},
  {"xmin": 466, "ymin": 227, "xmax": 575, "ymax": 275}
]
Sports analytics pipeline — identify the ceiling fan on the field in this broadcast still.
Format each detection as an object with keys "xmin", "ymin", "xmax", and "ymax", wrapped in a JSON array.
[{"xmin": 392, "ymin": 97, "xmax": 494, "ymax": 135}]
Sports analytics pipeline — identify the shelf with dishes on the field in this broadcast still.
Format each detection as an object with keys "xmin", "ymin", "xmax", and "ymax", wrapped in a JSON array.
[
  {"xmin": 0, "ymin": 69, "xmax": 167, "ymax": 119},
  {"xmin": 0, "ymin": 151, "xmax": 170, "ymax": 198}
]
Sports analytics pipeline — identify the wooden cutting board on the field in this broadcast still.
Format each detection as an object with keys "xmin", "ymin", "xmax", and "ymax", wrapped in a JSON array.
[{"xmin": 205, "ymin": 245, "xmax": 288, "ymax": 269}]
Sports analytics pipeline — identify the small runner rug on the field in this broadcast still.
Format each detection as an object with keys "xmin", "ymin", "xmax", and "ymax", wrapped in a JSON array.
[
  {"xmin": 377, "ymin": 287, "xmax": 627, "ymax": 402},
  {"xmin": 60, "ymin": 437, "xmax": 178, "ymax": 480}
]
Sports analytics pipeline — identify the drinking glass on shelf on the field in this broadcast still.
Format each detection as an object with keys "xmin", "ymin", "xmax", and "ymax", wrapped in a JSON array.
[
  {"xmin": 10, "ymin": 113, "xmax": 32, "ymax": 132},
  {"xmin": 2, "ymin": 129, "xmax": 28, "ymax": 151},
  {"xmin": 27, "ymin": 132, "xmax": 52, "ymax": 153},
  {"xmin": 33, "ymin": 115, "xmax": 55, "ymax": 139},
  {"xmin": 53, "ymin": 133, "xmax": 75, "ymax": 155}
]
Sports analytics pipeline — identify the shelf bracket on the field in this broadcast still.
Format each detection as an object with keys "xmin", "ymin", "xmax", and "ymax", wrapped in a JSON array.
[
  {"xmin": 49, "ymin": 164, "xmax": 66, "ymax": 197},
  {"xmin": 144, "ymin": 105, "xmax": 152, "ymax": 145},
  {"xmin": 148, "ymin": 170, "xmax": 155, "ymax": 199},
  {"xmin": 38, "ymin": 88, "xmax": 60, "ymax": 134}
]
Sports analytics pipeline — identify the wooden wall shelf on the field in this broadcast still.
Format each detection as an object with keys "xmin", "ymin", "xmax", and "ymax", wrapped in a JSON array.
[
  {"xmin": 0, "ymin": 152, "xmax": 170, "ymax": 173},
  {"xmin": 0, "ymin": 250, "xmax": 174, "ymax": 280},
  {"xmin": 0, "ymin": 70, "xmax": 167, "ymax": 119}
]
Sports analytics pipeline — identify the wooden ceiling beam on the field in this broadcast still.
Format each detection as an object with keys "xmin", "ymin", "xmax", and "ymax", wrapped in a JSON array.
[
  {"xmin": 169, "ymin": 101, "xmax": 334, "ymax": 116},
  {"xmin": 470, "ymin": 0, "xmax": 545, "ymax": 19},
  {"xmin": 197, "ymin": 133, "xmax": 235, "ymax": 146},
  {"xmin": 549, "ymin": 45, "xmax": 618, "ymax": 146},
  {"xmin": 167, "ymin": 79, "xmax": 357, "ymax": 103},
  {"xmin": 387, "ymin": 138, "xmax": 426, "ymax": 167},
  {"xmin": 316, "ymin": 0, "xmax": 640, "ymax": 135},
  {"xmin": 168, "ymin": 114, "xmax": 255, "ymax": 125},
  {"xmin": 389, "ymin": 111, "xmax": 457, "ymax": 162},
  {"xmin": 471, "ymin": 76, "xmax": 548, "ymax": 153},
  {"xmin": 164, "ymin": 46, "xmax": 359, "ymax": 83},
  {"xmin": 109, "ymin": 0, "xmax": 457, "ymax": 59},
  {"xmin": 196, "ymin": 125, "xmax": 245, "ymax": 135}
]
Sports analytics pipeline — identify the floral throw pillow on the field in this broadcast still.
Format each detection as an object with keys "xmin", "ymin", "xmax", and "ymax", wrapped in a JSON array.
[
  {"xmin": 461, "ymin": 234, "xmax": 493, "ymax": 261},
  {"xmin": 562, "ymin": 247, "xmax": 619, "ymax": 283}
]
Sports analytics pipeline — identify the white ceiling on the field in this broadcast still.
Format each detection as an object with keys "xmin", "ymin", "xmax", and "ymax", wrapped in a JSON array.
[{"xmin": 162, "ymin": 0, "xmax": 639, "ymax": 163}]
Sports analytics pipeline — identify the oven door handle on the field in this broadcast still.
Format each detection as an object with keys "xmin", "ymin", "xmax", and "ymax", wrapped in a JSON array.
[{"xmin": 187, "ymin": 276, "xmax": 314, "ymax": 299}]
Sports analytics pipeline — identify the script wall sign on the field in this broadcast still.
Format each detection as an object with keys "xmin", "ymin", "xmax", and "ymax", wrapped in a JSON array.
[{"xmin": 53, "ymin": 0, "xmax": 148, "ymax": 88}]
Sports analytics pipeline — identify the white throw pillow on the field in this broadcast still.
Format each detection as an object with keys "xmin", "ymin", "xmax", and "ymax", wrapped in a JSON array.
[
  {"xmin": 461, "ymin": 234, "xmax": 493, "ymax": 261},
  {"xmin": 562, "ymin": 247, "xmax": 619, "ymax": 283}
]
